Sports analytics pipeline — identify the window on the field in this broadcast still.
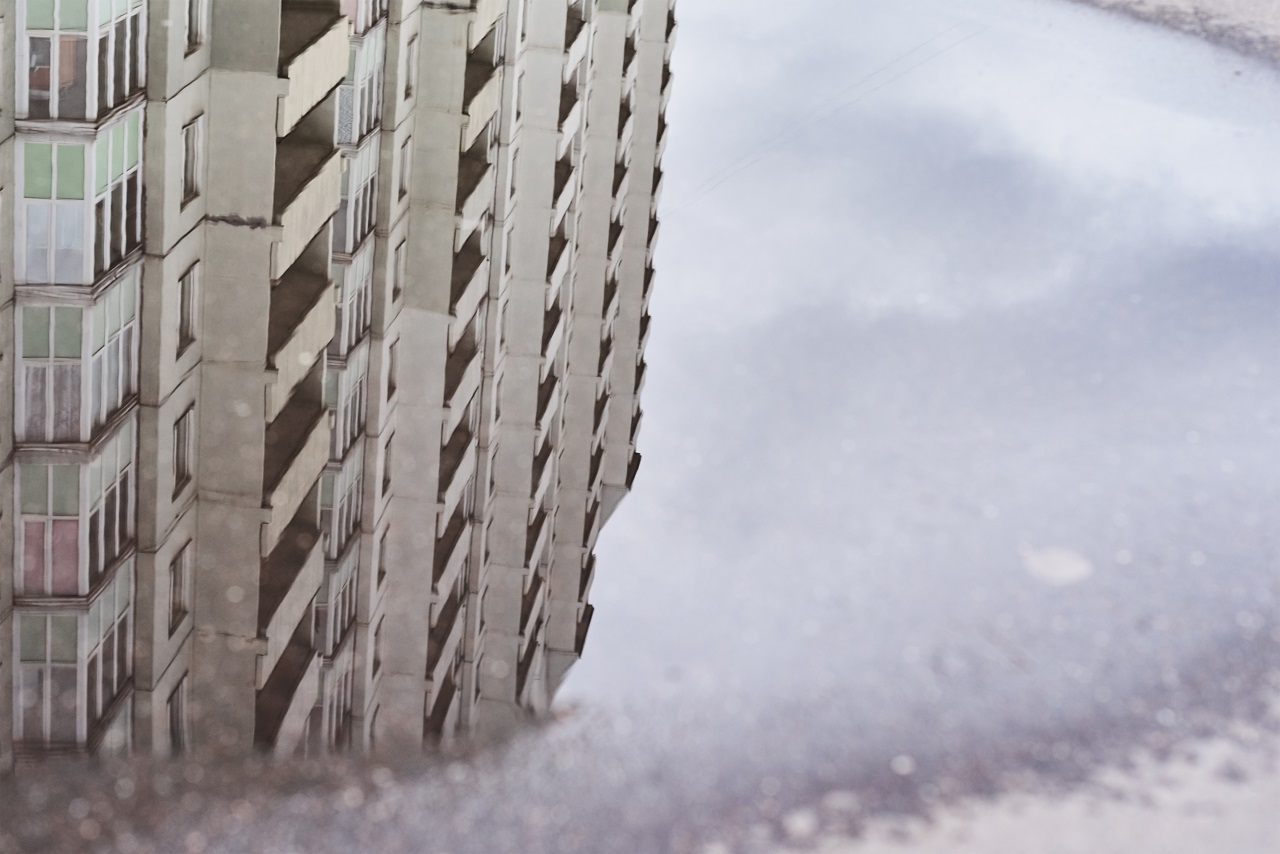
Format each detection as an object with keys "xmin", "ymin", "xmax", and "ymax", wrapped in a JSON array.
[
  {"xmin": 167, "ymin": 678, "xmax": 187, "ymax": 755},
  {"xmin": 178, "ymin": 263, "xmax": 199, "ymax": 354},
  {"xmin": 169, "ymin": 543, "xmax": 191, "ymax": 633},
  {"xmin": 22, "ymin": 140, "xmax": 88, "ymax": 283},
  {"xmin": 403, "ymin": 36, "xmax": 418, "ymax": 100},
  {"xmin": 498, "ymin": 300, "xmax": 509, "ymax": 350},
  {"xmin": 382, "ymin": 435, "xmax": 394, "ymax": 496},
  {"xmin": 372, "ymin": 620, "xmax": 384, "ymax": 676},
  {"xmin": 392, "ymin": 241, "xmax": 406, "ymax": 302},
  {"xmin": 181, "ymin": 117, "xmax": 202, "ymax": 205},
  {"xmin": 15, "ymin": 613, "xmax": 79, "ymax": 744},
  {"xmin": 378, "ymin": 528, "xmax": 389, "ymax": 587},
  {"xmin": 398, "ymin": 138, "xmax": 413, "ymax": 199},
  {"xmin": 173, "ymin": 407, "xmax": 194, "ymax": 497},
  {"xmin": 509, "ymin": 147, "xmax": 519, "ymax": 199},
  {"xmin": 18, "ymin": 464, "xmax": 82, "ymax": 597},
  {"xmin": 185, "ymin": 0, "xmax": 205, "ymax": 53},
  {"xmin": 86, "ymin": 422, "xmax": 136, "ymax": 586},
  {"xmin": 87, "ymin": 272, "xmax": 140, "ymax": 430},
  {"xmin": 320, "ymin": 443, "xmax": 364, "ymax": 560},
  {"xmin": 20, "ymin": 304, "xmax": 84, "ymax": 443},
  {"xmin": 387, "ymin": 340, "xmax": 399, "ymax": 400}
]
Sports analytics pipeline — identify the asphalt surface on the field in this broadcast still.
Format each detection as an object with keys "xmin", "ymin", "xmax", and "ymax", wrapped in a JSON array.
[{"xmin": 3, "ymin": 0, "xmax": 1278, "ymax": 851}]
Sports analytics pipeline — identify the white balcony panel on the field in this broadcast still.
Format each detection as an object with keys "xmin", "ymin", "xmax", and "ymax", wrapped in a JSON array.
[
  {"xmin": 273, "ymin": 151, "xmax": 342, "ymax": 279},
  {"xmin": 278, "ymin": 16, "xmax": 351, "ymax": 137}
]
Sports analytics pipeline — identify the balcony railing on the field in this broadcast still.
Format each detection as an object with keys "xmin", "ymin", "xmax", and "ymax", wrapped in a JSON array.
[
  {"xmin": 442, "ymin": 334, "xmax": 482, "ymax": 439},
  {"xmin": 472, "ymin": 0, "xmax": 504, "ymax": 50},
  {"xmin": 273, "ymin": 144, "xmax": 342, "ymax": 280},
  {"xmin": 579, "ymin": 554, "xmax": 596, "ymax": 602},
  {"xmin": 462, "ymin": 54, "xmax": 500, "ymax": 151},
  {"xmin": 519, "ymin": 571, "xmax": 545, "ymax": 654},
  {"xmin": 426, "ymin": 590, "xmax": 464, "ymax": 696},
  {"xmin": 433, "ymin": 507, "xmax": 470, "ymax": 599},
  {"xmin": 438, "ymin": 426, "xmax": 478, "ymax": 523},
  {"xmin": 525, "ymin": 509, "xmax": 551, "ymax": 571},
  {"xmin": 455, "ymin": 149, "xmax": 494, "ymax": 246},
  {"xmin": 255, "ymin": 626, "xmax": 321, "ymax": 751},
  {"xmin": 262, "ymin": 391, "xmax": 330, "ymax": 552},
  {"xmin": 574, "ymin": 603, "xmax": 594, "ymax": 656},
  {"xmin": 277, "ymin": 10, "xmax": 349, "ymax": 137}
]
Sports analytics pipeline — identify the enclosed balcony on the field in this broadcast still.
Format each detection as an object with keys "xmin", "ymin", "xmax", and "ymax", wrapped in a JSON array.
[
  {"xmin": 277, "ymin": 6, "xmax": 350, "ymax": 137},
  {"xmin": 256, "ymin": 517, "xmax": 324, "ymax": 690}
]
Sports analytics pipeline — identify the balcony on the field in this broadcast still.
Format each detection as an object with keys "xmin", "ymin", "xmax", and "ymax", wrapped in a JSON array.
[
  {"xmin": 639, "ymin": 312, "xmax": 652, "ymax": 351},
  {"xmin": 579, "ymin": 554, "xmax": 596, "ymax": 602},
  {"xmin": 564, "ymin": 5, "xmax": 588, "ymax": 80},
  {"xmin": 593, "ymin": 390, "xmax": 610, "ymax": 442},
  {"xmin": 530, "ymin": 441, "xmax": 554, "ymax": 520},
  {"xmin": 547, "ymin": 231, "xmax": 571, "ymax": 309},
  {"xmin": 256, "ymin": 518, "xmax": 325, "ymax": 690},
  {"xmin": 552, "ymin": 155, "xmax": 575, "ymax": 230},
  {"xmin": 607, "ymin": 218, "xmax": 624, "ymax": 265},
  {"xmin": 455, "ymin": 146, "xmax": 494, "ymax": 247},
  {"xmin": 262, "ymin": 391, "xmax": 330, "ymax": 552},
  {"xmin": 267, "ymin": 268, "xmax": 334, "ymax": 422},
  {"xmin": 277, "ymin": 9, "xmax": 349, "ymax": 136},
  {"xmin": 541, "ymin": 302, "xmax": 565, "ymax": 380},
  {"xmin": 574, "ymin": 603, "xmax": 594, "ymax": 656},
  {"xmin": 472, "ymin": 0, "xmax": 504, "ymax": 50},
  {"xmin": 519, "ymin": 571, "xmax": 545, "ymax": 655},
  {"xmin": 441, "ymin": 334, "xmax": 482, "ymax": 440},
  {"xmin": 433, "ymin": 507, "xmax": 470, "ymax": 601},
  {"xmin": 255, "ymin": 624, "xmax": 321, "ymax": 752},
  {"xmin": 516, "ymin": 620, "xmax": 541, "ymax": 701},
  {"xmin": 582, "ymin": 498, "xmax": 601, "ymax": 550},
  {"xmin": 603, "ymin": 274, "xmax": 620, "ymax": 323},
  {"xmin": 626, "ymin": 451, "xmax": 642, "ymax": 490},
  {"xmin": 652, "ymin": 166, "xmax": 665, "ymax": 212},
  {"xmin": 450, "ymin": 231, "xmax": 488, "ymax": 348},
  {"xmin": 534, "ymin": 370, "xmax": 560, "ymax": 448},
  {"xmin": 425, "ymin": 673, "xmax": 459, "ymax": 742},
  {"xmin": 273, "ymin": 140, "xmax": 341, "ymax": 280},
  {"xmin": 426, "ymin": 590, "xmax": 464, "ymax": 698},
  {"xmin": 525, "ymin": 509, "xmax": 551, "ymax": 572},
  {"xmin": 462, "ymin": 50, "xmax": 501, "ymax": 151},
  {"xmin": 438, "ymin": 425, "xmax": 478, "ymax": 524}
]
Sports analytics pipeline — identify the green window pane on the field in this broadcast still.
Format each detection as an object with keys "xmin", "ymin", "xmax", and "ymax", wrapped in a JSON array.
[
  {"xmin": 20, "ymin": 465, "xmax": 49, "ymax": 515},
  {"xmin": 53, "ymin": 307, "xmax": 83, "ymax": 358},
  {"xmin": 60, "ymin": 0, "xmax": 89, "ymax": 30},
  {"xmin": 95, "ymin": 140, "xmax": 109, "ymax": 195},
  {"xmin": 19, "ymin": 615, "xmax": 47, "ymax": 662},
  {"xmin": 51, "ymin": 466, "xmax": 80, "ymax": 516},
  {"xmin": 98, "ymin": 0, "xmax": 113, "ymax": 25},
  {"xmin": 27, "ymin": 0, "xmax": 56, "ymax": 30},
  {"xmin": 49, "ymin": 615, "xmax": 78, "ymax": 662},
  {"xmin": 55, "ymin": 144, "xmax": 85, "ymax": 200},
  {"xmin": 24, "ymin": 143, "xmax": 53, "ymax": 199},
  {"xmin": 23, "ymin": 306, "xmax": 51, "ymax": 359},
  {"xmin": 126, "ymin": 113, "xmax": 140, "ymax": 169},
  {"xmin": 111, "ymin": 124, "xmax": 125, "ymax": 180}
]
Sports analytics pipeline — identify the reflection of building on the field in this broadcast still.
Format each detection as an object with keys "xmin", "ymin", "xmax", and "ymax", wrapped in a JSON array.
[{"xmin": 1, "ymin": 0, "xmax": 674, "ymax": 772}]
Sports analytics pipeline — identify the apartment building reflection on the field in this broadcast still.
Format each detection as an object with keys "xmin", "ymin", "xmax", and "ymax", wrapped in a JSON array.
[{"xmin": 0, "ymin": 0, "xmax": 674, "ymax": 772}]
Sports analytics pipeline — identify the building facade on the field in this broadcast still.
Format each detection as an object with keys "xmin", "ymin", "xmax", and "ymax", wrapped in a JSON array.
[{"xmin": 0, "ymin": 0, "xmax": 673, "ymax": 771}]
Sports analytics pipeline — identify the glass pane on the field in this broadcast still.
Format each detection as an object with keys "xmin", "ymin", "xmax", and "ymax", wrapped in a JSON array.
[
  {"xmin": 20, "ymin": 668, "xmax": 46, "ymax": 740},
  {"xmin": 28, "ymin": 0, "xmax": 56, "ymax": 29},
  {"xmin": 61, "ymin": 0, "xmax": 90, "ymax": 29},
  {"xmin": 51, "ymin": 465, "xmax": 80, "ymax": 515},
  {"xmin": 53, "ymin": 307, "xmax": 83, "ymax": 358},
  {"xmin": 26, "ymin": 202, "xmax": 51, "ymax": 283},
  {"xmin": 54, "ymin": 202, "xmax": 86, "ymax": 282},
  {"xmin": 23, "ymin": 306, "xmax": 51, "ymax": 359},
  {"xmin": 49, "ymin": 615, "xmax": 78, "ymax": 662},
  {"xmin": 95, "ymin": 137, "xmax": 109, "ymax": 195},
  {"xmin": 49, "ymin": 666, "xmax": 78, "ymax": 741},
  {"xmin": 55, "ymin": 144, "xmax": 85, "ymax": 200},
  {"xmin": 27, "ymin": 37, "xmax": 52, "ymax": 119},
  {"xmin": 20, "ymin": 465, "xmax": 49, "ymax": 514},
  {"xmin": 51, "ymin": 520, "xmax": 80, "ymax": 594},
  {"xmin": 25, "ymin": 365, "xmax": 49, "ymax": 440},
  {"xmin": 52, "ymin": 365, "xmax": 82, "ymax": 441},
  {"xmin": 23, "ymin": 521, "xmax": 47, "ymax": 594},
  {"xmin": 58, "ymin": 36, "xmax": 89, "ymax": 120},
  {"xmin": 111, "ymin": 122, "xmax": 125, "ymax": 180},
  {"xmin": 24, "ymin": 144, "xmax": 54, "ymax": 199},
  {"xmin": 20, "ymin": 614, "xmax": 47, "ymax": 662}
]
